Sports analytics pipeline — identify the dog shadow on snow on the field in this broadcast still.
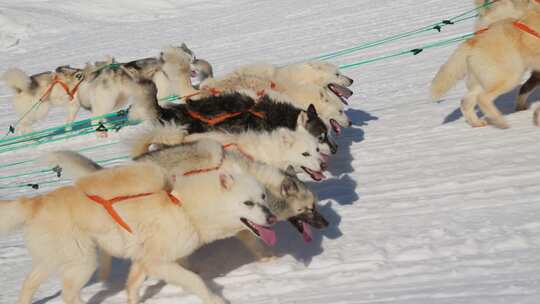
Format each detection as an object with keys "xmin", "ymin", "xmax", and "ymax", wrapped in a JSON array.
[{"xmin": 442, "ymin": 87, "xmax": 538, "ymax": 124}]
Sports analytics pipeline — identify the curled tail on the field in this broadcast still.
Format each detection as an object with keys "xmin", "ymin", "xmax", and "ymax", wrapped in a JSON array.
[
  {"xmin": 2, "ymin": 68, "xmax": 32, "ymax": 94},
  {"xmin": 47, "ymin": 150, "xmax": 103, "ymax": 179},
  {"xmin": 430, "ymin": 42, "xmax": 472, "ymax": 101},
  {"xmin": 0, "ymin": 199, "xmax": 30, "ymax": 234},
  {"xmin": 130, "ymin": 124, "xmax": 188, "ymax": 158}
]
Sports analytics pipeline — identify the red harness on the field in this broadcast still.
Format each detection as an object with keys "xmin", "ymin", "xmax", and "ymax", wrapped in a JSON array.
[
  {"xmin": 39, "ymin": 74, "xmax": 84, "ymax": 102},
  {"xmin": 87, "ymin": 191, "xmax": 181, "ymax": 233},
  {"xmin": 187, "ymin": 107, "xmax": 265, "ymax": 126}
]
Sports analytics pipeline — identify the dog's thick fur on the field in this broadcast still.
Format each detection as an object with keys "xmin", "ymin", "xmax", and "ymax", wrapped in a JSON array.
[
  {"xmin": 475, "ymin": 0, "xmax": 530, "ymax": 30},
  {"xmin": 199, "ymin": 72, "xmax": 352, "ymax": 132},
  {"xmin": 2, "ymin": 66, "xmax": 84, "ymax": 133},
  {"xmin": 430, "ymin": 4, "xmax": 540, "ymax": 128},
  {"xmin": 75, "ymin": 62, "xmax": 157, "ymax": 124},
  {"xmin": 1, "ymin": 161, "xmax": 273, "ymax": 304},
  {"xmin": 129, "ymin": 124, "xmax": 330, "ymax": 175},
  {"xmin": 136, "ymin": 92, "xmax": 338, "ymax": 153},
  {"xmin": 234, "ymin": 61, "xmax": 354, "ymax": 88}
]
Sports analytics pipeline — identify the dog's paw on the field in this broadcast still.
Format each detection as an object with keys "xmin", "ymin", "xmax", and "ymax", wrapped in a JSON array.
[{"xmin": 468, "ymin": 119, "xmax": 488, "ymax": 128}]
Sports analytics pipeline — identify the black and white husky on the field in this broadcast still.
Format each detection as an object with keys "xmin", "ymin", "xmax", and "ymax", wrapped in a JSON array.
[{"xmin": 135, "ymin": 92, "xmax": 339, "ymax": 153}]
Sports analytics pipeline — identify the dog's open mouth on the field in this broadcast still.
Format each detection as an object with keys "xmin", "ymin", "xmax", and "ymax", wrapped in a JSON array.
[
  {"xmin": 330, "ymin": 119, "xmax": 342, "ymax": 135},
  {"xmin": 289, "ymin": 218, "xmax": 313, "ymax": 243},
  {"xmin": 301, "ymin": 166, "xmax": 326, "ymax": 181},
  {"xmin": 241, "ymin": 218, "xmax": 276, "ymax": 246},
  {"xmin": 328, "ymin": 83, "xmax": 353, "ymax": 105}
]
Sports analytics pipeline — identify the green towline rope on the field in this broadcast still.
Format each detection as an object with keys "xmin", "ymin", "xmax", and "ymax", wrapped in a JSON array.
[
  {"xmin": 0, "ymin": 109, "xmax": 130, "ymax": 146},
  {"xmin": 0, "ymin": 109, "xmax": 137, "ymax": 153},
  {"xmin": 339, "ymin": 32, "xmax": 474, "ymax": 70},
  {"xmin": 0, "ymin": 141, "xmax": 122, "ymax": 169},
  {"xmin": 309, "ymin": 1, "xmax": 493, "ymax": 62},
  {"xmin": 0, "ymin": 155, "xmax": 130, "ymax": 190}
]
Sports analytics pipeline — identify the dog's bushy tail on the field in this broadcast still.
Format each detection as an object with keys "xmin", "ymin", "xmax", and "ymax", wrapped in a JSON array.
[
  {"xmin": 430, "ymin": 42, "xmax": 471, "ymax": 101},
  {"xmin": 2, "ymin": 68, "xmax": 31, "ymax": 94},
  {"xmin": 0, "ymin": 199, "xmax": 30, "ymax": 234},
  {"xmin": 47, "ymin": 150, "xmax": 103, "ymax": 180},
  {"xmin": 130, "ymin": 124, "xmax": 188, "ymax": 158}
]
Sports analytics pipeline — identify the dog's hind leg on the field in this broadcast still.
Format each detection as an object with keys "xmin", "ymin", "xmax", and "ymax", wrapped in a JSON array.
[
  {"xmin": 477, "ymin": 81, "xmax": 517, "ymax": 129},
  {"xmin": 516, "ymin": 71, "xmax": 540, "ymax": 111},
  {"xmin": 461, "ymin": 77, "xmax": 487, "ymax": 128},
  {"xmin": 60, "ymin": 258, "xmax": 97, "ymax": 304},
  {"xmin": 142, "ymin": 261, "xmax": 225, "ymax": 304},
  {"xmin": 17, "ymin": 264, "xmax": 51, "ymax": 304},
  {"xmin": 126, "ymin": 261, "xmax": 147, "ymax": 304}
]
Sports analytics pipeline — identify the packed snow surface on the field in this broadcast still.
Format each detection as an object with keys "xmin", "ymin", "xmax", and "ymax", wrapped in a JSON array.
[{"xmin": 0, "ymin": 0, "xmax": 539, "ymax": 303}]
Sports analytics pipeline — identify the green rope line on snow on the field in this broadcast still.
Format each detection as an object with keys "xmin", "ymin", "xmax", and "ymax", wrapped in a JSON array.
[
  {"xmin": 309, "ymin": 1, "xmax": 493, "ymax": 61},
  {"xmin": 339, "ymin": 32, "xmax": 474, "ymax": 70}
]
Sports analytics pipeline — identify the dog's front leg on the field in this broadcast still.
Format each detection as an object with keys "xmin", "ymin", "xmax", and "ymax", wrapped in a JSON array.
[
  {"xmin": 126, "ymin": 261, "xmax": 147, "ymax": 304},
  {"xmin": 65, "ymin": 102, "xmax": 81, "ymax": 131},
  {"xmin": 141, "ymin": 260, "xmax": 226, "ymax": 304}
]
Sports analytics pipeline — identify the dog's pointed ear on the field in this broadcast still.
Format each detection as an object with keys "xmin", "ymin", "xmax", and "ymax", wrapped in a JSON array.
[
  {"xmin": 219, "ymin": 173, "xmax": 235, "ymax": 190},
  {"xmin": 281, "ymin": 176, "xmax": 299, "ymax": 197},
  {"xmin": 307, "ymin": 104, "xmax": 318, "ymax": 118},
  {"xmin": 297, "ymin": 111, "xmax": 309, "ymax": 127}
]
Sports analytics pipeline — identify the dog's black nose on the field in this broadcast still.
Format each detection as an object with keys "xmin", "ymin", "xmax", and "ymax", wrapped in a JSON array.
[
  {"xmin": 346, "ymin": 76, "xmax": 354, "ymax": 85},
  {"xmin": 320, "ymin": 162, "xmax": 328, "ymax": 171},
  {"xmin": 348, "ymin": 120, "xmax": 353, "ymax": 127}
]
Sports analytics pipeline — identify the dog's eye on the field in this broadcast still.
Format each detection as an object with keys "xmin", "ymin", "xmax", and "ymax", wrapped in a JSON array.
[
  {"xmin": 261, "ymin": 194, "xmax": 266, "ymax": 200},
  {"xmin": 297, "ymin": 208, "xmax": 304, "ymax": 213},
  {"xmin": 302, "ymin": 152, "xmax": 311, "ymax": 157},
  {"xmin": 316, "ymin": 147, "xmax": 320, "ymax": 152},
  {"xmin": 244, "ymin": 201, "xmax": 255, "ymax": 207},
  {"xmin": 339, "ymin": 110, "xmax": 344, "ymax": 114}
]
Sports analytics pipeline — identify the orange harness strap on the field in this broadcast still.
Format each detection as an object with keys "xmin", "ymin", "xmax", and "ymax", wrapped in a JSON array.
[
  {"xmin": 39, "ymin": 74, "xmax": 84, "ymax": 102},
  {"xmin": 256, "ymin": 81, "xmax": 278, "ymax": 98},
  {"xmin": 87, "ymin": 191, "xmax": 181, "ymax": 233},
  {"xmin": 187, "ymin": 107, "xmax": 265, "ymax": 126},
  {"xmin": 223, "ymin": 143, "xmax": 254, "ymax": 161},
  {"xmin": 513, "ymin": 21, "xmax": 540, "ymax": 39}
]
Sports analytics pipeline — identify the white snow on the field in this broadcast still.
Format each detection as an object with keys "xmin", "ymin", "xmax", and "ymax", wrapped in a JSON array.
[{"xmin": 1, "ymin": 0, "xmax": 540, "ymax": 303}]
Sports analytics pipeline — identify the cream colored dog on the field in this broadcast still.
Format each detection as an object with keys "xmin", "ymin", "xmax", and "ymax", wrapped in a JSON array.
[
  {"xmin": 431, "ymin": 3, "xmax": 540, "ymax": 128},
  {"xmin": 0, "ymin": 161, "xmax": 274, "ymax": 304}
]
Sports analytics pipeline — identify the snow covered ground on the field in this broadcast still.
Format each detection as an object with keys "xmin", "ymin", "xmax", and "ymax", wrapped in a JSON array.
[{"xmin": 1, "ymin": 0, "xmax": 540, "ymax": 303}]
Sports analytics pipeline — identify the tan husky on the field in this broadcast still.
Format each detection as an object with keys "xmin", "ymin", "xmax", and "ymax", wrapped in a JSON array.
[
  {"xmin": 431, "ymin": 3, "xmax": 540, "ymax": 128},
  {"xmin": 0, "ymin": 162, "xmax": 275, "ymax": 304}
]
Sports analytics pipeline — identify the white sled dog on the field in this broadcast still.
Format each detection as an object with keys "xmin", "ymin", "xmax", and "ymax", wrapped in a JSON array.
[
  {"xmin": 2, "ymin": 66, "xmax": 85, "ymax": 134},
  {"xmin": 0, "ymin": 160, "xmax": 275, "ymax": 304},
  {"xmin": 430, "ymin": 3, "xmax": 540, "ymax": 128},
  {"xmin": 234, "ymin": 61, "xmax": 354, "ymax": 88},
  {"xmin": 131, "ymin": 124, "xmax": 330, "ymax": 178}
]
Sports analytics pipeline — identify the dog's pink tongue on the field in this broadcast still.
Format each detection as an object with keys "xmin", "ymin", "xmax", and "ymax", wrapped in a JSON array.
[
  {"xmin": 302, "ymin": 222, "xmax": 313, "ymax": 243},
  {"xmin": 253, "ymin": 223, "xmax": 277, "ymax": 246},
  {"xmin": 311, "ymin": 169, "xmax": 326, "ymax": 181}
]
